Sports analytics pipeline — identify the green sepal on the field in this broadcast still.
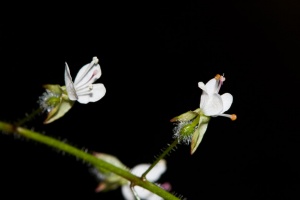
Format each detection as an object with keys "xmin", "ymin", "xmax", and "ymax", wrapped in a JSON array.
[
  {"xmin": 43, "ymin": 84, "xmax": 63, "ymax": 95},
  {"xmin": 44, "ymin": 97, "xmax": 74, "ymax": 124},
  {"xmin": 170, "ymin": 108, "xmax": 201, "ymax": 122},
  {"xmin": 191, "ymin": 114, "xmax": 210, "ymax": 155},
  {"xmin": 42, "ymin": 85, "xmax": 75, "ymax": 124}
]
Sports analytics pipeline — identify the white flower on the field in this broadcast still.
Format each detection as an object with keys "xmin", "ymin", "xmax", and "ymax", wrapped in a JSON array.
[
  {"xmin": 64, "ymin": 57, "xmax": 106, "ymax": 104},
  {"xmin": 191, "ymin": 74, "xmax": 236, "ymax": 154},
  {"xmin": 121, "ymin": 160, "xmax": 168, "ymax": 200},
  {"xmin": 198, "ymin": 74, "xmax": 235, "ymax": 119}
]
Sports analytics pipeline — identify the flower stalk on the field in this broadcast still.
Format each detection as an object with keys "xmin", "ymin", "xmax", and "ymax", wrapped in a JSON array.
[
  {"xmin": 14, "ymin": 107, "xmax": 43, "ymax": 126},
  {"xmin": 142, "ymin": 138, "xmax": 179, "ymax": 180}
]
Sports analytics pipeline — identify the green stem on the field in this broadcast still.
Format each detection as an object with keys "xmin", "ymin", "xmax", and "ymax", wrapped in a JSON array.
[
  {"xmin": 15, "ymin": 107, "xmax": 43, "ymax": 126},
  {"xmin": 142, "ymin": 138, "xmax": 179, "ymax": 180},
  {"xmin": 0, "ymin": 121, "xmax": 180, "ymax": 200}
]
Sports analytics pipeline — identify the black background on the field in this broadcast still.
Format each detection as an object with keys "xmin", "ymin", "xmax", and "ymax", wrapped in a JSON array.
[{"xmin": 1, "ymin": 1, "xmax": 300, "ymax": 199}]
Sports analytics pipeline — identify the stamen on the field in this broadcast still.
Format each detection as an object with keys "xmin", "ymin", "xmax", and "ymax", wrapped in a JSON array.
[
  {"xmin": 215, "ymin": 73, "xmax": 226, "ymax": 93},
  {"xmin": 74, "ymin": 57, "xmax": 99, "ymax": 86},
  {"xmin": 230, "ymin": 114, "xmax": 237, "ymax": 121},
  {"xmin": 218, "ymin": 113, "xmax": 237, "ymax": 121},
  {"xmin": 215, "ymin": 74, "xmax": 221, "ymax": 80}
]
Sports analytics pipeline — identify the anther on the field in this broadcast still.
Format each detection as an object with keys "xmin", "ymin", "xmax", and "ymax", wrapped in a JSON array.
[
  {"xmin": 231, "ymin": 114, "xmax": 237, "ymax": 121},
  {"xmin": 215, "ymin": 74, "xmax": 221, "ymax": 80}
]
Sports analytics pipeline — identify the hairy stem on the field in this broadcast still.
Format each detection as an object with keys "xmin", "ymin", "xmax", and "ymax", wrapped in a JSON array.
[
  {"xmin": 142, "ymin": 138, "xmax": 179, "ymax": 180},
  {"xmin": 15, "ymin": 107, "xmax": 42, "ymax": 126},
  {"xmin": 0, "ymin": 121, "xmax": 180, "ymax": 200}
]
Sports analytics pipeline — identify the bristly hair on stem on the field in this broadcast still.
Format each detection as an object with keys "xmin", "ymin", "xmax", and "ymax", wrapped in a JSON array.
[
  {"xmin": 14, "ymin": 107, "xmax": 43, "ymax": 127},
  {"xmin": 142, "ymin": 138, "xmax": 179, "ymax": 180}
]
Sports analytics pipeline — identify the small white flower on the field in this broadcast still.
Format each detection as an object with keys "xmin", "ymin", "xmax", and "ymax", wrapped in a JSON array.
[
  {"xmin": 191, "ymin": 74, "xmax": 236, "ymax": 154},
  {"xmin": 65, "ymin": 57, "xmax": 106, "ymax": 104},
  {"xmin": 198, "ymin": 74, "xmax": 235, "ymax": 120},
  {"xmin": 121, "ymin": 160, "xmax": 168, "ymax": 200}
]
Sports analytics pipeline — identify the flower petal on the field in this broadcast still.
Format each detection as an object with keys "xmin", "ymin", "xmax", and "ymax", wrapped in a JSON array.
[
  {"xmin": 122, "ymin": 160, "xmax": 166, "ymax": 200},
  {"xmin": 64, "ymin": 62, "xmax": 78, "ymax": 101},
  {"xmin": 121, "ymin": 185, "xmax": 135, "ymax": 200},
  {"xmin": 198, "ymin": 82, "xmax": 206, "ymax": 92},
  {"xmin": 201, "ymin": 93, "xmax": 223, "ymax": 116},
  {"xmin": 131, "ymin": 160, "xmax": 166, "ymax": 183},
  {"xmin": 76, "ymin": 83, "xmax": 106, "ymax": 104},
  {"xmin": 146, "ymin": 194, "xmax": 164, "ymax": 200},
  {"xmin": 122, "ymin": 185, "xmax": 163, "ymax": 200},
  {"xmin": 121, "ymin": 185, "xmax": 163, "ymax": 200},
  {"xmin": 74, "ymin": 57, "xmax": 101, "ymax": 89},
  {"xmin": 220, "ymin": 93, "xmax": 233, "ymax": 113},
  {"xmin": 205, "ymin": 78, "xmax": 218, "ymax": 95},
  {"xmin": 145, "ymin": 159, "xmax": 166, "ymax": 182},
  {"xmin": 191, "ymin": 117, "xmax": 209, "ymax": 154},
  {"xmin": 199, "ymin": 92, "xmax": 209, "ymax": 109}
]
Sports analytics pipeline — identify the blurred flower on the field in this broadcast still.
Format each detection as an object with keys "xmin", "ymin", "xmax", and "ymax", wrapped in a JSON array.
[
  {"xmin": 92, "ymin": 153, "xmax": 170, "ymax": 200},
  {"xmin": 121, "ymin": 160, "xmax": 169, "ymax": 200},
  {"xmin": 93, "ymin": 152, "xmax": 128, "ymax": 192},
  {"xmin": 65, "ymin": 56, "xmax": 106, "ymax": 104}
]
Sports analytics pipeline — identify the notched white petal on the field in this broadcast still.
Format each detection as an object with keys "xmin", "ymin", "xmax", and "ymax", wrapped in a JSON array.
[
  {"xmin": 198, "ymin": 82, "xmax": 206, "ymax": 92},
  {"xmin": 205, "ymin": 78, "xmax": 218, "ymax": 95}
]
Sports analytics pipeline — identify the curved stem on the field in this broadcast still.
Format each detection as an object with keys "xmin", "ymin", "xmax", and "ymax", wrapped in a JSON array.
[
  {"xmin": 0, "ymin": 121, "xmax": 180, "ymax": 200},
  {"xmin": 142, "ymin": 138, "xmax": 179, "ymax": 180}
]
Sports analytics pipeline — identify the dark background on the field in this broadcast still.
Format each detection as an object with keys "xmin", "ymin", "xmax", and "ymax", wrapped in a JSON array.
[{"xmin": 1, "ymin": 1, "xmax": 300, "ymax": 199}]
